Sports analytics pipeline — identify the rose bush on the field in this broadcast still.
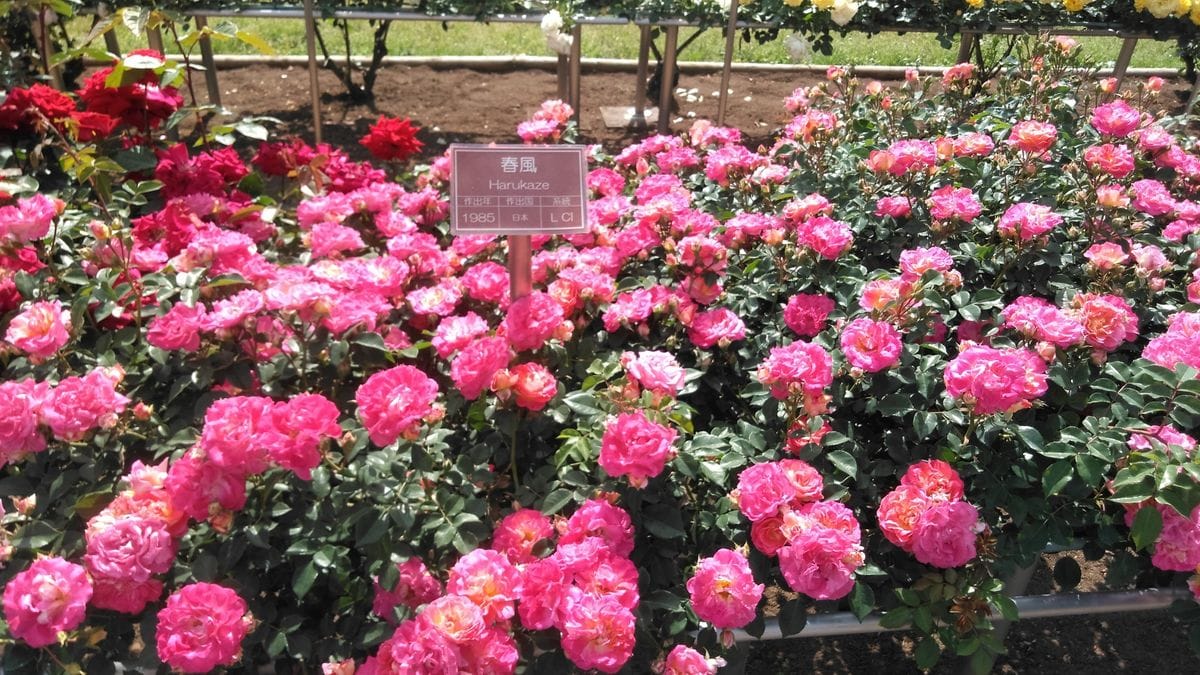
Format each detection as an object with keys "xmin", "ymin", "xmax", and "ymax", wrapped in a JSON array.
[{"xmin": 3, "ymin": 37, "xmax": 1200, "ymax": 673}]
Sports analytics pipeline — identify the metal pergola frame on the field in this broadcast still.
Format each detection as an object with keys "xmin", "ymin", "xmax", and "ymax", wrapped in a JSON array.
[{"xmin": 73, "ymin": 3, "xmax": 1200, "ymax": 144}]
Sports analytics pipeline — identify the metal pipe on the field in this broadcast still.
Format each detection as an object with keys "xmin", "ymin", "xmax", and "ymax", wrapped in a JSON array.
[
  {"xmin": 569, "ymin": 24, "xmax": 582, "ymax": 123},
  {"xmin": 194, "ymin": 16, "xmax": 222, "ymax": 106},
  {"xmin": 717, "ymin": 0, "xmax": 739, "ymax": 127},
  {"xmin": 728, "ymin": 588, "xmax": 1189, "ymax": 643},
  {"xmin": 101, "ymin": 53, "xmax": 1182, "ymax": 80},
  {"xmin": 1112, "ymin": 37, "xmax": 1138, "ymax": 90},
  {"xmin": 657, "ymin": 25, "xmax": 678, "ymax": 135},
  {"xmin": 632, "ymin": 25, "xmax": 651, "ymax": 128},
  {"xmin": 302, "ymin": 0, "xmax": 322, "ymax": 144}
]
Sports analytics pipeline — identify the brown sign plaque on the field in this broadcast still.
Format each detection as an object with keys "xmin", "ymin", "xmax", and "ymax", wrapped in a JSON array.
[{"xmin": 449, "ymin": 144, "xmax": 589, "ymax": 236}]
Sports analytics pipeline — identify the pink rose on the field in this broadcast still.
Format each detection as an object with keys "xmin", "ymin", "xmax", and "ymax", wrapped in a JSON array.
[
  {"xmin": 156, "ymin": 583, "xmax": 254, "ymax": 673},
  {"xmin": 840, "ymin": 317, "xmax": 903, "ymax": 372},
  {"xmin": 779, "ymin": 527, "xmax": 863, "ymax": 600},
  {"xmin": 450, "ymin": 336, "xmax": 511, "ymax": 401},
  {"xmin": 491, "ymin": 508, "xmax": 554, "ymax": 565},
  {"xmin": 997, "ymin": 203, "xmax": 1062, "ymax": 241},
  {"xmin": 559, "ymin": 498, "xmax": 635, "ymax": 557},
  {"xmin": 944, "ymin": 344, "xmax": 1047, "ymax": 415},
  {"xmin": 621, "ymin": 350, "xmax": 686, "ymax": 397},
  {"xmin": 146, "ymin": 302, "xmax": 206, "ymax": 352},
  {"xmin": 900, "ymin": 459, "xmax": 965, "ymax": 503},
  {"xmin": 268, "ymin": 393, "xmax": 341, "ymax": 479},
  {"xmin": 1071, "ymin": 293, "xmax": 1139, "ymax": 353},
  {"xmin": 598, "ymin": 411, "xmax": 678, "ymax": 488},
  {"xmin": 797, "ymin": 216, "xmax": 853, "ymax": 259},
  {"xmin": 732, "ymin": 462, "xmax": 797, "ymax": 522},
  {"xmin": 783, "ymin": 293, "xmax": 835, "ymax": 338},
  {"xmin": 1006, "ymin": 120, "xmax": 1057, "ymax": 155},
  {"xmin": 1090, "ymin": 99, "xmax": 1142, "ymax": 138},
  {"xmin": 910, "ymin": 501, "xmax": 980, "ymax": 568},
  {"xmin": 447, "ymin": 549, "xmax": 521, "ymax": 624},
  {"xmin": 877, "ymin": 485, "xmax": 931, "ymax": 551},
  {"xmin": 4, "ymin": 299, "xmax": 70, "ymax": 363},
  {"xmin": 356, "ymin": 364, "xmax": 441, "ymax": 446},
  {"xmin": 0, "ymin": 379, "xmax": 47, "ymax": 463},
  {"xmin": 503, "ymin": 291, "xmax": 564, "ymax": 352},
  {"xmin": 688, "ymin": 307, "xmax": 746, "ymax": 349},
  {"xmin": 85, "ymin": 512, "xmax": 176, "ymax": 582},
  {"xmin": 41, "ymin": 368, "xmax": 130, "ymax": 442},
  {"xmin": 2, "ymin": 557, "xmax": 92, "ymax": 647},
  {"xmin": 560, "ymin": 591, "xmax": 636, "ymax": 673},
  {"xmin": 686, "ymin": 548, "xmax": 763, "ymax": 629}
]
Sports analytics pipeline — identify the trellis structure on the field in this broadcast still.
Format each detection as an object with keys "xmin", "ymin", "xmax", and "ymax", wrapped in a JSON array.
[{"xmin": 74, "ymin": 2, "xmax": 1200, "ymax": 144}]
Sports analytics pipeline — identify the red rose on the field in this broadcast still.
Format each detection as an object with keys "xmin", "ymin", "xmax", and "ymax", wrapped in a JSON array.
[{"xmin": 360, "ymin": 115, "xmax": 423, "ymax": 162}]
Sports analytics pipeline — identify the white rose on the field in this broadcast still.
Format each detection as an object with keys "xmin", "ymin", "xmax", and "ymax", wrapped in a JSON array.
[
  {"xmin": 829, "ymin": 0, "xmax": 860, "ymax": 26},
  {"xmin": 541, "ymin": 10, "xmax": 564, "ymax": 34},
  {"xmin": 545, "ymin": 31, "xmax": 574, "ymax": 56}
]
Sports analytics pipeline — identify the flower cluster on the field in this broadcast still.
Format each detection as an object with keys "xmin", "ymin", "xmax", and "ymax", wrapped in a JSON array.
[
  {"xmin": 732, "ymin": 460, "xmax": 864, "ymax": 599},
  {"xmin": 944, "ymin": 344, "xmax": 1048, "ymax": 415},
  {"xmin": 878, "ymin": 460, "xmax": 983, "ymax": 568},
  {"xmin": 0, "ymin": 367, "xmax": 130, "ymax": 464},
  {"xmin": 367, "ymin": 499, "xmax": 639, "ymax": 674}
]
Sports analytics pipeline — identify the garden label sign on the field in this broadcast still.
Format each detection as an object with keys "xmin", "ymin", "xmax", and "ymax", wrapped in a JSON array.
[{"xmin": 450, "ymin": 144, "xmax": 588, "ymax": 300}]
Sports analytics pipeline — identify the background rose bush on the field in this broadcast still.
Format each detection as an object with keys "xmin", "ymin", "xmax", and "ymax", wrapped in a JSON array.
[{"xmin": 2, "ymin": 36, "xmax": 1200, "ymax": 673}]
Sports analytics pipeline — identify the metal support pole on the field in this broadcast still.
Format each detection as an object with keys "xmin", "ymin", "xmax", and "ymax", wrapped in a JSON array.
[
  {"xmin": 657, "ymin": 25, "xmax": 678, "ymax": 135},
  {"xmin": 147, "ymin": 26, "xmax": 165, "ymax": 54},
  {"xmin": 717, "ymin": 0, "xmax": 739, "ymax": 127},
  {"xmin": 556, "ymin": 54, "xmax": 569, "ymax": 101},
  {"xmin": 631, "ymin": 25, "xmax": 651, "ymax": 128},
  {"xmin": 302, "ymin": 0, "xmax": 323, "ymax": 144},
  {"xmin": 569, "ymin": 24, "xmax": 582, "ymax": 124},
  {"xmin": 956, "ymin": 30, "xmax": 975, "ymax": 64},
  {"xmin": 35, "ymin": 10, "xmax": 65, "ymax": 89},
  {"xmin": 1187, "ymin": 78, "xmax": 1200, "ymax": 114},
  {"xmin": 1112, "ymin": 37, "xmax": 1138, "ymax": 91},
  {"xmin": 508, "ymin": 235, "xmax": 533, "ymax": 301},
  {"xmin": 194, "ymin": 16, "xmax": 222, "ymax": 106}
]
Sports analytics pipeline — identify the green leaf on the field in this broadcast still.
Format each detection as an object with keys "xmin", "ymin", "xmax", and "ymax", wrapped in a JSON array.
[
  {"xmin": 827, "ymin": 449, "xmax": 857, "ymax": 478},
  {"xmin": 292, "ymin": 561, "xmax": 318, "ymax": 599},
  {"xmin": 1130, "ymin": 506, "xmax": 1163, "ymax": 552},
  {"xmin": 913, "ymin": 412, "xmax": 937, "ymax": 440},
  {"xmin": 541, "ymin": 489, "xmax": 574, "ymax": 515},
  {"xmin": 993, "ymin": 593, "xmax": 1019, "ymax": 621},
  {"xmin": 236, "ymin": 29, "xmax": 276, "ymax": 55},
  {"xmin": 878, "ymin": 607, "xmax": 912, "ymax": 629},
  {"xmin": 235, "ymin": 122, "xmax": 270, "ymax": 141},
  {"xmin": 849, "ymin": 581, "xmax": 874, "ymax": 621},
  {"xmin": 778, "ymin": 598, "xmax": 808, "ymax": 637},
  {"xmin": 914, "ymin": 636, "xmax": 941, "ymax": 670},
  {"xmin": 1042, "ymin": 460, "xmax": 1073, "ymax": 496},
  {"xmin": 643, "ymin": 505, "xmax": 686, "ymax": 540},
  {"xmin": 1015, "ymin": 426, "xmax": 1043, "ymax": 452}
]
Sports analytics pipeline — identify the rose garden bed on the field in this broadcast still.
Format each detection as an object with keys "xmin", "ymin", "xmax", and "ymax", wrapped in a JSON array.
[{"xmin": 2, "ymin": 31, "xmax": 1200, "ymax": 675}]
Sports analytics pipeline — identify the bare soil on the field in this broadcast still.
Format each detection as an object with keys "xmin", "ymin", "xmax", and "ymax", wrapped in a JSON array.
[{"xmin": 202, "ymin": 61, "xmax": 1199, "ymax": 673}]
